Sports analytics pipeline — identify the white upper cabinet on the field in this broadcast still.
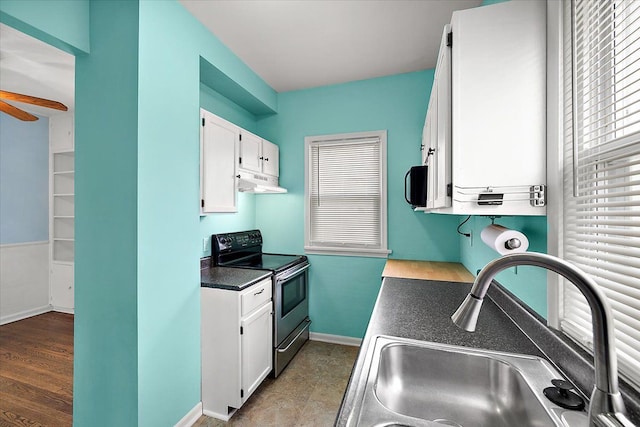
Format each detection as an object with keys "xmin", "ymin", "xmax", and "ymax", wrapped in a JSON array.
[
  {"xmin": 200, "ymin": 109, "xmax": 238, "ymax": 213},
  {"xmin": 239, "ymin": 131, "xmax": 279, "ymax": 178},
  {"xmin": 423, "ymin": 0, "xmax": 547, "ymax": 216},
  {"xmin": 239, "ymin": 130, "xmax": 262, "ymax": 173},
  {"xmin": 261, "ymin": 139, "xmax": 279, "ymax": 177}
]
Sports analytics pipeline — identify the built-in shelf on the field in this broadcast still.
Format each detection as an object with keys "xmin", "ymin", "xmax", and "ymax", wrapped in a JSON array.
[
  {"xmin": 50, "ymin": 114, "xmax": 75, "ymax": 312},
  {"xmin": 51, "ymin": 150, "xmax": 75, "ymax": 265}
]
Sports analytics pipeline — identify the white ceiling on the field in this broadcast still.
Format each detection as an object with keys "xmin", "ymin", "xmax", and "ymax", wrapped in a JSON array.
[
  {"xmin": 0, "ymin": 1, "xmax": 482, "ymax": 118},
  {"xmin": 180, "ymin": 0, "xmax": 482, "ymax": 92},
  {"xmin": 0, "ymin": 23, "xmax": 75, "ymax": 118}
]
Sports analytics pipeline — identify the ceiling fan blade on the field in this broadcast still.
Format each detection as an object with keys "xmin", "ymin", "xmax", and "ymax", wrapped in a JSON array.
[
  {"xmin": 0, "ymin": 90, "xmax": 68, "ymax": 111},
  {"xmin": 0, "ymin": 100, "xmax": 39, "ymax": 121}
]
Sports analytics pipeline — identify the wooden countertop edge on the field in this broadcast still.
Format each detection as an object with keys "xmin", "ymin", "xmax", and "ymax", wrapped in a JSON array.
[{"xmin": 382, "ymin": 259, "xmax": 475, "ymax": 283}]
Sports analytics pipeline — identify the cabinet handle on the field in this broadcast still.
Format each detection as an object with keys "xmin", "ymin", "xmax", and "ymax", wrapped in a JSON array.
[
  {"xmin": 254, "ymin": 288, "xmax": 265, "ymax": 296},
  {"xmin": 427, "ymin": 148, "xmax": 435, "ymax": 157},
  {"xmin": 236, "ymin": 175, "xmax": 241, "ymax": 178},
  {"xmin": 259, "ymin": 156, "xmax": 264, "ymax": 160},
  {"xmin": 420, "ymin": 144, "xmax": 425, "ymax": 151},
  {"xmin": 264, "ymin": 157, "xmax": 269, "ymax": 162}
]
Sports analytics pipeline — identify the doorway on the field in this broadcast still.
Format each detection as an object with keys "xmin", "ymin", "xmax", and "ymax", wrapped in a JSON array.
[{"xmin": 0, "ymin": 22, "xmax": 75, "ymax": 426}]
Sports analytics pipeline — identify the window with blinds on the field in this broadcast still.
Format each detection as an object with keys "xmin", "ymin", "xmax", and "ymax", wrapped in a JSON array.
[
  {"xmin": 304, "ymin": 131, "xmax": 389, "ymax": 257},
  {"xmin": 562, "ymin": 0, "xmax": 640, "ymax": 389}
]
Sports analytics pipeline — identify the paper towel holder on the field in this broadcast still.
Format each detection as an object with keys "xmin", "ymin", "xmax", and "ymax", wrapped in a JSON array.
[
  {"xmin": 481, "ymin": 217, "xmax": 529, "ymax": 257},
  {"xmin": 487, "ymin": 217, "xmax": 522, "ymax": 250}
]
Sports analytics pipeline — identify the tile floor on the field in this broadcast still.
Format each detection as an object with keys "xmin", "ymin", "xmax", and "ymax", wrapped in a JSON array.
[{"xmin": 193, "ymin": 340, "xmax": 359, "ymax": 427}]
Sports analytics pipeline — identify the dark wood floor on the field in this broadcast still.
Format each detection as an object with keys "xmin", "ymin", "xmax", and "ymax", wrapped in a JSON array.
[{"xmin": 0, "ymin": 312, "xmax": 73, "ymax": 427}]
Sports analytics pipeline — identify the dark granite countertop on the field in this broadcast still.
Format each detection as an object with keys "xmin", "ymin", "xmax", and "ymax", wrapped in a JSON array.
[
  {"xmin": 335, "ymin": 277, "xmax": 544, "ymax": 426},
  {"xmin": 200, "ymin": 266, "xmax": 271, "ymax": 291},
  {"xmin": 336, "ymin": 276, "xmax": 640, "ymax": 426}
]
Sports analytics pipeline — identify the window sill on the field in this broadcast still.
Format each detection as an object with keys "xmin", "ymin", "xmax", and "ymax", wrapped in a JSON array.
[{"xmin": 304, "ymin": 246, "xmax": 391, "ymax": 258}]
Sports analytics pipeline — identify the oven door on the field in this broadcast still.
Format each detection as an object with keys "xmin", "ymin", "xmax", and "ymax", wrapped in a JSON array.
[{"xmin": 274, "ymin": 263, "xmax": 309, "ymax": 346}]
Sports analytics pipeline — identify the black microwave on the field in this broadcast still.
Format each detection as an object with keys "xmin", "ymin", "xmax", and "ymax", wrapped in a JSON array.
[{"xmin": 404, "ymin": 165, "xmax": 428, "ymax": 208}]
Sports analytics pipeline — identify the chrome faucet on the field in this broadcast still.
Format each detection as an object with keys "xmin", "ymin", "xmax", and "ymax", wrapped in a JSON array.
[{"xmin": 451, "ymin": 252, "xmax": 633, "ymax": 427}]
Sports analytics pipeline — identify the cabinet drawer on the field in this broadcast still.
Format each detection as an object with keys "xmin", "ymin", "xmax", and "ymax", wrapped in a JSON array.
[{"xmin": 241, "ymin": 278, "xmax": 272, "ymax": 316}]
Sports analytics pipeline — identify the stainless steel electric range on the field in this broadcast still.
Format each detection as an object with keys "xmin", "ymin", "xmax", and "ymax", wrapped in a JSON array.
[{"xmin": 211, "ymin": 230, "xmax": 310, "ymax": 377}]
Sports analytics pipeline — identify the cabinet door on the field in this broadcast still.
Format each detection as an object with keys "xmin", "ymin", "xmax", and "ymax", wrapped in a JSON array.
[
  {"xmin": 451, "ymin": 1, "xmax": 545, "ymax": 189},
  {"xmin": 425, "ymin": 91, "xmax": 438, "ymax": 209},
  {"xmin": 239, "ymin": 131, "xmax": 262, "ymax": 173},
  {"xmin": 241, "ymin": 302, "xmax": 272, "ymax": 402},
  {"xmin": 51, "ymin": 263, "xmax": 74, "ymax": 312},
  {"xmin": 50, "ymin": 114, "xmax": 74, "ymax": 152},
  {"xmin": 261, "ymin": 139, "xmax": 279, "ymax": 177},
  {"xmin": 201, "ymin": 110, "xmax": 238, "ymax": 213},
  {"xmin": 431, "ymin": 25, "xmax": 452, "ymax": 209}
]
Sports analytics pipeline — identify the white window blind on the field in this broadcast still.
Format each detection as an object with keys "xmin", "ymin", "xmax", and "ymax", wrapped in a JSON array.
[
  {"xmin": 562, "ymin": 0, "xmax": 640, "ymax": 390},
  {"xmin": 304, "ymin": 131, "xmax": 389, "ymax": 257}
]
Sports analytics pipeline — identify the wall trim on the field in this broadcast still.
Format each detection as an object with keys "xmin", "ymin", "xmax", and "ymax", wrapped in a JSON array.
[
  {"xmin": 52, "ymin": 306, "xmax": 74, "ymax": 315},
  {"xmin": 0, "ymin": 305, "xmax": 51, "ymax": 325},
  {"xmin": 310, "ymin": 332, "xmax": 362, "ymax": 347},
  {"xmin": 0, "ymin": 240, "xmax": 48, "ymax": 248},
  {"xmin": 174, "ymin": 402, "xmax": 202, "ymax": 427},
  {"xmin": 202, "ymin": 408, "xmax": 234, "ymax": 422}
]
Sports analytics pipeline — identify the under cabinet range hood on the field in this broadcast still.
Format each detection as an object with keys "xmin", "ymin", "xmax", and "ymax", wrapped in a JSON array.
[{"xmin": 237, "ymin": 170, "xmax": 287, "ymax": 194}]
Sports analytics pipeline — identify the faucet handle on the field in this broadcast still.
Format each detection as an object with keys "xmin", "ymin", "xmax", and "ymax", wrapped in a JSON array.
[{"xmin": 544, "ymin": 379, "xmax": 585, "ymax": 411}]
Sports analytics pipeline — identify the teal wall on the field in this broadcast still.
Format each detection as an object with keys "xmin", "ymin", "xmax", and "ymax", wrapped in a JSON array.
[
  {"xmin": 256, "ymin": 71, "xmax": 463, "ymax": 338},
  {"xmin": 0, "ymin": 114, "xmax": 49, "ymax": 244},
  {"xmin": 457, "ymin": 0, "xmax": 550, "ymax": 319},
  {"xmin": 200, "ymin": 83, "xmax": 259, "ymax": 133},
  {"xmin": 136, "ymin": 1, "xmax": 275, "ymax": 425},
  {"xmin": 0, "ymin": 0, "xmax": 89, "ymax": 54},
  {"xmin": 74, "ymin": 1, "xmax": 140, "ymax": 425}
]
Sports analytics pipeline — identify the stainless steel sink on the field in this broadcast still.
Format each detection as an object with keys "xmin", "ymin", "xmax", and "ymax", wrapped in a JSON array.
[{"xmin": 346, "ymin": 336, "xmax": 589, "ymax": 427}]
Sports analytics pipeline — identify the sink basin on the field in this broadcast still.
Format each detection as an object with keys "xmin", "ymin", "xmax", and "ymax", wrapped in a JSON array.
[
  {"xmin": 376, "ymin": 343, "xmax": 551, "ymax": 427},
  {"xmin": 347, "ymin": 336, "xmax": 589, "ymax": 427}
]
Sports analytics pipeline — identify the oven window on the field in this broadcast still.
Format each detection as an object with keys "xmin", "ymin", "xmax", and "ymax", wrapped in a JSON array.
[{"xmin": 282, "ymin": 272, "xmax": 306, "ymax": 317}]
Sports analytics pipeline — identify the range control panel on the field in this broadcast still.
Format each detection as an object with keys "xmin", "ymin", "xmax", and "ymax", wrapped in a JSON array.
[{"xmin": 212, "ymin": 230, "xmax": 262, "ymax": 253}]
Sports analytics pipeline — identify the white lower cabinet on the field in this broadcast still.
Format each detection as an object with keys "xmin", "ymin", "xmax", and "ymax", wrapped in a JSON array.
[
  {"xmin": 241, "ymin": 303, "xmax": 273, "ymax": 398},
  {"xmin": 50, "ymin": 263, "xmax": 74, "ymax": 312},
  {"xmin": 201, "ymin": 278, "xmax": 273, "ymax": 420}
]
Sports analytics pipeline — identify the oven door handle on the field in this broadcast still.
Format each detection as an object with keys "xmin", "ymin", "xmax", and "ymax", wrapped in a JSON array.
[
  {"xmin": 276, "ymin": 264, "xmax": 310, "ymax": 284},
  {"xmin": 277, "ymin": 318, "xmax": 311, "ymax": 353}
]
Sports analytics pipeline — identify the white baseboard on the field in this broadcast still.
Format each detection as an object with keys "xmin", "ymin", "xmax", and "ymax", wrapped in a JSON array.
[
  {"xmin": 52, "ymin": 306, "xmax": 74, "ymax": 315},
  {"xmin": 174, "ymin": 402, "xmax": 202, "ymax": 427},
  {"xmin": 202, "ymin": 408, "xmax": 235, "ymax": 422},
  {"xmin": 0, "ymin": 305, "xmax": 52, "ymax": 325},
  {"xmin": 309, "ymin": 332, "xmax": 362, "ymax": 347}
]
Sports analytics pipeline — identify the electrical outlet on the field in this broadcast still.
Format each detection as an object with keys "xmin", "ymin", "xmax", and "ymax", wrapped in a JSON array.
[{"xmin": 202, "ymin": 237, "xmax": 210, "ymax": 253}]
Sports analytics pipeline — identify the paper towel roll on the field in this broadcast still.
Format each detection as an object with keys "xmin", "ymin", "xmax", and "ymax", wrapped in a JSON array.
[{"xmin": 481, "ymin": 224, "xmax": 529, "ymax": 255}]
